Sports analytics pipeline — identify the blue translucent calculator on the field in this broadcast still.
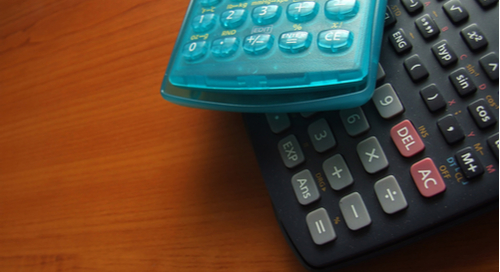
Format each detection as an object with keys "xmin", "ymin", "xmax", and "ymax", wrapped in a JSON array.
[{"xmin": 161, "ymin": 0, "xmax": 388, "ymax": 112}]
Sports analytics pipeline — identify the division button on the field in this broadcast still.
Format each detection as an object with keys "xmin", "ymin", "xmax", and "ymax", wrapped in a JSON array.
[
  {"xmin": 278, "ymin": 135, "xmax": 305, "ymax": 168},
  {"xmin": 291, "ymin": 170, "xmax": 320, "ymax": 205},
  {"xmin": 455, "ymin": 147, "xmax": 484, "ymax": 179},
  {"xmin": 323, "ymin": 154, "xmax": 353, "ymax": 191},
  {"xmin": 411, "ymin": 158, "xmax": 446, "ymax": 197},
  {"xmin": 306, "ymin": 208, "xmax": 337, "ymax": 245},
  {"xmin": 339, "ymin": 192, "xmax": 371, "ymax": 231},
  {"xmin": 357, "ymin": 136, "xmax": 389, "ymax": 174},
  {"xmin": 437, "ymin": 114, "xmax": 465, "ymax": 145},
  {"xmin": 390, "ymin": 120, "xmax": 425, "ymax": 157},
  {"xmin": 374, "ymin": 175, "xmax": 408, "ymax": 214}
]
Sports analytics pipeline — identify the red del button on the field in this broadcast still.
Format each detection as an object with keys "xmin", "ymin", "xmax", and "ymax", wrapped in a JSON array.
[
  {"xmin": 411, "ymin": 158, "xmax": 446, "ymax": 197},
  {"xmin": 390, "ymin": 120, "xmax": 425, "ymax": 157}
]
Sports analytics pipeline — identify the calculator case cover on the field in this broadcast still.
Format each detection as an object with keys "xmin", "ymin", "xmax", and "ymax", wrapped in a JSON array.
[{"xmin": 161, "ymin": 0, "xmax": 387, "ymax": 112}]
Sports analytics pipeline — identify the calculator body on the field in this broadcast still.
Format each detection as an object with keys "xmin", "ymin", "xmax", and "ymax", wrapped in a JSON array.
[{"xmin": 161, "ymin": 0, "xmax": 387, "ymax": 112}]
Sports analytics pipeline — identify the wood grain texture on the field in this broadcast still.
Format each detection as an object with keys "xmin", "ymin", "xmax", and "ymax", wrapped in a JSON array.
[{"xmin": 0, "ymin": 1, "xmax": 497, "ymax": 271}]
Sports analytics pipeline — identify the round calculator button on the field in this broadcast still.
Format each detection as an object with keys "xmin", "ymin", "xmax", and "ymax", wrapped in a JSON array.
[
  {"xmin": 211, "ymin": 37, "xmax": 240, "ymax": 58},
  {"xmin": 318, "ymin": 29, "xmax": 354, "ymax": 53},
  {"xmin": 192, "ymin": 13, "xmax": 216, "ymax": 33},
  {"xmin": 287, "ymin": 2, "xmax": 319, "ymax": 23},
  {"xmin": 182, "ymin": 41, "xmax": 208, "ymax": 61},
  {"xmin": 279, "ymin": 31, "xmax": 312, "ymax": 53},
  {"xmin": 252, "ymin": 5, "xmax": 282, "ymax": 25},
  {"xmin": 325, "ymin": 0, "xmax": 359, "ymax": 21},
  {"xmin": 200, "ymin": 0, "xmax": 221, "ymax": 7},
  {"xmin": 220, "ymin": 9, "xmax": 248, "ymax": 29},
  {"xmin": 243, "ymin": 34, "xmax": 274, "ymax": 55}
]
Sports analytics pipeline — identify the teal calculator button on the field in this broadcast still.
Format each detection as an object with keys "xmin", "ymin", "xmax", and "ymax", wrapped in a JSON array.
[
  {"xmin": 252, "ymin": 5, "xmax": 282, "ymax": 25},
  {"xmin": 279, "ymin": 31, "xmax": 312, "ymax": 53},
  {"xmin": 211, "ymin": 37, "xmax": 239, "ymax": 58},
  {"xmin": 200, "ymin": 0, "xmax": 221, "ymax": 7},
  {"xmin": 182, "ymin": 41, "xmax": 208, "ymax": 61},
  {"xmin": 325, "ymin": 0, "xmax": 359, "ymax": 21},
  {"xmin": 192, "ymin": 13, "xmax": 216, "ymax": 33},
  {"xmin": 318, "ymin": 29, "xmax": 354, "ymax": 52},
  {"xmin": 287, "ymin": 2, "xmax": 319, "ymax": 23},
  {"xmin": 220, "ymin": 9, "xmax": 248, "ymax": 29},
  {"xmin": 243, "ymin": 34, "xmax": 274, "ymax": 55}
]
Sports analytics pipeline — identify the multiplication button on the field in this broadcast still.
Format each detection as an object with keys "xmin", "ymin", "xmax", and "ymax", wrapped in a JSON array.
[
  {"xmin": 306, "ymin": 208, "xmax": 337, "ymax": 245},
  {"xmin": 357, "ymin": 136, "xmax": 389, "ymax": 174}
]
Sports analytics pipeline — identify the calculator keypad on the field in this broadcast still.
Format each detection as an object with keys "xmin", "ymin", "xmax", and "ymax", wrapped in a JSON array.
[{"xmin": 243, "ymin": 0, "xmax": 499, "ymax": 269}]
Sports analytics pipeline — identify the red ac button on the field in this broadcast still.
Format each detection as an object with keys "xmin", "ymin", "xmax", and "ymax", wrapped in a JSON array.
[
  {"xmin": 411, "ymin": 158, "xmax": 447, "ymax": 197},
  {"xmin": 390, "ymin": 120, "xmax": 425, "ymax": 157}
]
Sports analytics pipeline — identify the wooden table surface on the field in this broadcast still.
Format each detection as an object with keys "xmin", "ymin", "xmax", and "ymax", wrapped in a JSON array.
[{"xmin": 0, "ymin": 1, "xmax": 498, "ymax": 271}]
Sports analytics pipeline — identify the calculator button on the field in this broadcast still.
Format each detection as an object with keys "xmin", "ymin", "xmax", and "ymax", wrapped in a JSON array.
[
  {"xmin": 287, "ymin": 2, "xmax": 319, "ymax": 23},
  {"xmin": 431, "ymin": 40, "xmax": 458, "ymax": 67},
  {"xmin": 323, "ymin": 154, "xmax": 353, "ymax": 191},
  {"xmin": 420, "ymin": 84, "xmax": 446, "ymax": 112},
  {"xmin": 437, "ymin": 114, "xmax": 465, "ymax": 145},
  {"xmin": 182, "ymin": 41, "xmax": 208, "ymax": 61},
  {"xmin": 192, "ymin": 14, "xmax": 217, "ymax": 33},
  {"xmin": 411, "ymin": 158, "xmax": 446, "ymax": 198},
  {"xmin": 252, "ymin": 5, "xmax": 282, "ymax": 25},
  {"xmin": 415, "ymin": 14, "xmax": 440, "ymax": 39},
  {"xmin": 266, "ymin": 113, "xmax": 290, "ymax": 134},
  {"xmin": 443, "ymin": 0, "xmax": 469, "ymax": 24},
  {"xmin": 243, "ymin": 34, "xmax": 274, "ymax": 55},
  {"xmin": 211, "ymin": 37, "xmax": 239, "ymax": 58},
  {"xmin": 308, "ymin": 118, "xmax": 336, "ymax": 153},
  {"xmin": 404, "ymin": 55, "xmax": 429, "ymax": 82},
  {"xmin": 377, "ymin": 63, "xmax": 386, "ymax": 83},
  {"xmin": 325, "ymin": 0, "xmax": 359, "ymax": 21},
  {"xmin": 291, "ymin": 170, "xmax": 321, "ymax": 205},
  {"xmin": 372, "ymin": 83, "xmax": 404, "ymax": 119},
  {"xmin": 279, "ymin": 31, "xmax": 313, "ymax": 54},
  {"xmin": 468, "ymin": 99, "xmax": 497, "ymax": 129},
  {"xmin": 384, "ymin": 6, "xmax": 397, "ymax": 27},
  {"xmin": 390, "ymin": 120, "xmax": 425, "ymax": 158},
  {"xmin": 487, "ymin": 133, "xmax": 499, "ymax": 159},
  {"xmin": 339, "ymin": 192, "xmax": 371, "ymax": 231},
  {"xmin": 449, "ymin": 68, "xmax": 477, "ymax": 97},
  {"xmin": 306, "ymin": 208, "xmax": 337, "ymax": 245},
  {"xmin": 278, "ymin": 135, "xmax": 305, "ymax": 168},
  {"xmin": 357, "ymin": 136, "xmax": 389, "ymax": 174},
  {"xmin": 374, "ymin": 175, "xmax": 408, "ymax": 214},
  {"xmin": 476, "ymin": 0, "xmax": 499, "ymax": 8},
  {"xmin": 460, "ymin": 24, "xmax": 488, "ymax": 51},
  {"xmin": 479, "ymin": 52, "xmax": 499, "ymax": 81},
  {"xmin": 318, "ymin": 30, "xmax": 354, "ymax": 53},
  {"xmin": 455, "ymin": 147, "xmax": 485, "ymax": 179},
  {"xmin": 389, "ymin": 29, "xmax": 413, "ymax": 54},
  {"xmin": 401, "ymin": 0, "xmax": 424, "ymax": 14},
  {"xmin": 200, "ymin": 0, "xmax": 221, "ymax": 7},
  {"xmin": 339, "ymin": 107, "xmax": 370, "ymax": 137},
  {"xmin": 220, "ymin": 9, "xmax": 248, "ymax": 29}
]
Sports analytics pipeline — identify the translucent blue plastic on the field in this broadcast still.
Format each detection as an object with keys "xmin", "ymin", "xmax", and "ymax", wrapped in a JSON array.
[{"xmin": 161, "ymin": 0, "xmax": 388, "ymax": 112}]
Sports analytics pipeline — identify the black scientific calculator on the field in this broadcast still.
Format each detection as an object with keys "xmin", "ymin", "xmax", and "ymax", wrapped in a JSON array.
[{"xmin": 243, "ymin": 0, "xmax": 498, "ymax": 271}]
